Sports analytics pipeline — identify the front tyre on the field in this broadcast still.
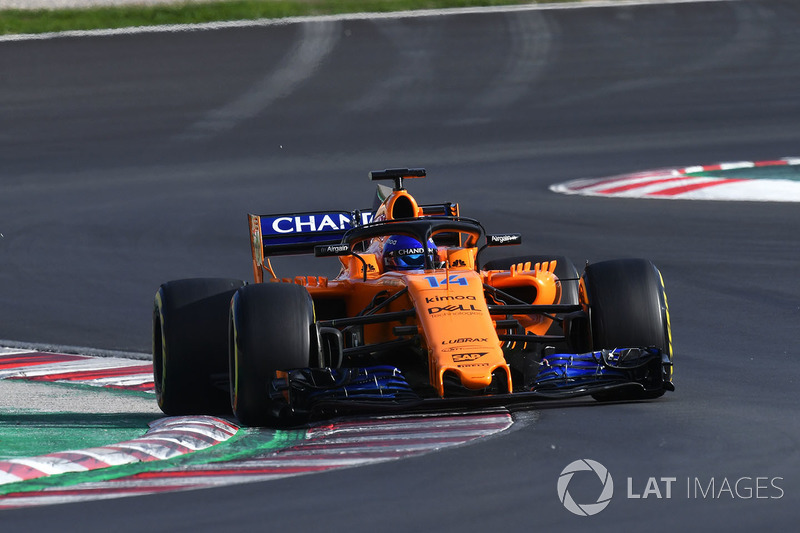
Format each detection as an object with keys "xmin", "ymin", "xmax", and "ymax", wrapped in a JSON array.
[
  {"xmin": 229, "ymin": 283, "xmax": 315, "ymax": 427},
  {"xmin": 581, "ymin": 259, "xmax": 673, "ymax": 399},
  {"xmin": 153, "ymin": 278, "xmax": 245, "ymax": 415}
]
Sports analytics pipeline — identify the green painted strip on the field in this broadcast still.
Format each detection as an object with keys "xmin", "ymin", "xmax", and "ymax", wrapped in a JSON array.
[
  {"xmin": 0, "ymin": 426, "xmax": 307, "ymax": 496},
  {"xmin": 685, "ymin": 164, "xmax": 800, "ymax": 182},
  {"xmin": 0, "ymin": 413, "xmax": 152, "ymax": 460}
]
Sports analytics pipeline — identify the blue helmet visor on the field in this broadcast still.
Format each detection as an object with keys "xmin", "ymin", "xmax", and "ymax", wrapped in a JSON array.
[{"xmin": 392, "ymin": 253, "xmax": 426, "ymax": 270}]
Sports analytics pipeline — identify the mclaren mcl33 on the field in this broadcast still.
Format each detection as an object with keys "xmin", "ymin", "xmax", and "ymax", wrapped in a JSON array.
[{"xmin": 153, "ymin": 169, "xmax": 673, "ymax": 426}]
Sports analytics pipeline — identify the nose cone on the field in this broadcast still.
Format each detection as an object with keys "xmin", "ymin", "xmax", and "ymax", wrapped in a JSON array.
[{"xmin": 459, "ymin": 371, "xmax": 495, "ymax": 390}]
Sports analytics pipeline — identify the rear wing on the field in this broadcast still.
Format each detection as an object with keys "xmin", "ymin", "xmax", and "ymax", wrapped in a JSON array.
[
  {"xmin": 248, "ymin": 203, "xmax": 459, "ymax": 281},
  {"xmin": 250, "ymin": 211, "xmax": 370, "ymax": 257}
]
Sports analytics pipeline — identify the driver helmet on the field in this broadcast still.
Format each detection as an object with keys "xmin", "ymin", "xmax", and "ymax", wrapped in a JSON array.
[{"xmin": 383, "ymin": 235, "xmax": 437, "ymax": 271}]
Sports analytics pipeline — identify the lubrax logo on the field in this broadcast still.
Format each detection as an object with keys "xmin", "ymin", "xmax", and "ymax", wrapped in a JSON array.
[
  {"xmin": 425, "ymin": 295, "xmax": 477, "ymax": 304},
  {"xmin": 428, "ymin": 304, "xmax": 479, "ymax": 315},
  {"xmin": 442, "ymin": 337, "xmax": 488, "ymax": 344}
]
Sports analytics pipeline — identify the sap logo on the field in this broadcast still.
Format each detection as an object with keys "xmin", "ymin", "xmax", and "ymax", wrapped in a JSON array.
[
  {"xmin": 424, "ymin": 275, "xmax": 469, "ymax": 288},
  {"xmin": 425, "ymin": 295, "xmax": 476, "ymax": 304},
  {"xmin": 442, "ymin": 337, "xmax": 487, "ymax": 345},
  {"xmin": 452, "ymin": 352, "xmax": 487, "ymax": 362},
  {"xmin": 428, "ymin": 304, "xmax": 479, "ymax": 315}
]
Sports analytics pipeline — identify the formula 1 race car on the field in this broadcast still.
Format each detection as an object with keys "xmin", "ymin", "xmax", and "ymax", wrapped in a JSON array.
[{"xmin": 153, "ymin": 169, "xmax": 673, "ymax": 426}]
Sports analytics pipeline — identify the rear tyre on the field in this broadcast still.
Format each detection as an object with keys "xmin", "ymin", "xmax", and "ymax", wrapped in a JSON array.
[
  {"xmin": 581, "ymin": 259, "xmax": 672, "ymax": 400},
  {"xmin": 153, "ymin": 278, "xmax": 245, "ymax": 415},
  {"xmin": 482, "ymin": 254, "xmax": 579, "ymax": 304},
  {"xmin": 229, "ymin": 283, "xmax": 315, "ymax": 427}
]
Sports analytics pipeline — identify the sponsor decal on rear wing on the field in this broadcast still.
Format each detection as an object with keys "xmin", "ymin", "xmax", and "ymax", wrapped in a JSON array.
[{"xmin": 250, "ymin": 210, "xmax": 374, "ymax": 258}]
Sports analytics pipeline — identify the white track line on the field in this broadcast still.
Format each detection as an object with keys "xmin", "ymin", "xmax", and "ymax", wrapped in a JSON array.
[
  {"xmin": 0, "ymin": 341, "xmax": 149, "ymax": 361},
  {"xmin": 0, "ymin": 1, "xmax": 736, "ymax": 43}
]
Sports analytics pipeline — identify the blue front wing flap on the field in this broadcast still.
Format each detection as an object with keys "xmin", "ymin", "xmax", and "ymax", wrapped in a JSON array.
[
  {"xmin": 531, "ymin": 347, "xmax": 670, "ymax": 396},
  {"xmin": 270, "ymin": 348, "xmax": 670, "ymax": 412},
  {"xmin": 271, "ymin": 366, "xmax": 420, "ymax": 408}
]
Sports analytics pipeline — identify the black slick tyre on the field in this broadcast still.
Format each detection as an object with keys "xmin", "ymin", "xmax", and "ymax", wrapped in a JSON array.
[
  {"xmin": 229, "ymin": 283, "xmax": 315, "ymax": 427},
  {"xmin": 153, "ymin": 278, "xmax": 245, "ymax": 415},
  {"xmin": 581, "ymin": 258, "xmax": 673, "ymax": 399}
]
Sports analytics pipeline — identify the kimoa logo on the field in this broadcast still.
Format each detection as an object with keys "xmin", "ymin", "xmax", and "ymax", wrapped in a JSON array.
[
  {"xmin": 426, "ymin": 295, "xmax": 477, "ymax": 303},
  {"xmin": 557, "ymin": 459, "xmax": 614, "ymax": 517}
]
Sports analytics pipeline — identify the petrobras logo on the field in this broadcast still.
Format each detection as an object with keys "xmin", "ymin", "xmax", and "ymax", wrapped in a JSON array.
[
  {"xmin": 261, "ymin": 211, "xmax": 373, "ymax": 235},
  {"xmin": 488, "ymin": 233, "xmax": 522, "ymax": 245}
]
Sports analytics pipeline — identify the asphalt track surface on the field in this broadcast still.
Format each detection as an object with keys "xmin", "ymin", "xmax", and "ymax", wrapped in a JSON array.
[{"xmin": 1, "ymin": 0, "xmax": 799, "ymax": 530}]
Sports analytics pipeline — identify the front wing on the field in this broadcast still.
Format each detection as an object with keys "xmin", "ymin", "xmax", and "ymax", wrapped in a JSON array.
[{"xmin": 270, "ymin": 347, "xmax": 672, "ymax": 420}]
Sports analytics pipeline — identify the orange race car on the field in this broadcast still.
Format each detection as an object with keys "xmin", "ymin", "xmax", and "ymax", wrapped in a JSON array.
[{"xmin": 153, "ymin": 169, "xmax": 673, "ymax": 426}]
